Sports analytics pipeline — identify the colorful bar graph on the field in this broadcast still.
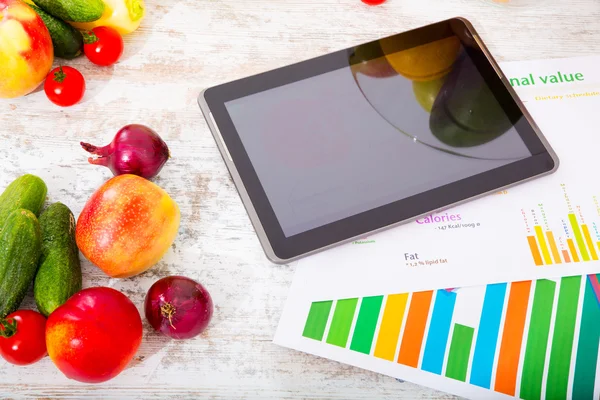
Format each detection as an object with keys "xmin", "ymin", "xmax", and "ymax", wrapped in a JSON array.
[
  {"xmin": 545, "ymin": 231, "xmax": 562, "ymax": 264},
  {"xmin": 422, "ymin": 290, "xmax": 457, "ymax": 374},
  {"xmin": 302, "ymin": 275, "xmax": 599, "ymax": 400},
  {"xmin": 562, "ymin": 249, "xmax": 571, "ymax": 263},
  {"xmin": 573, "ymin": 278, "xmax": 600, "ymax": 400},
  {"xmin": 302, "ymin": 300, "xmax": 333, "ymax": 340},
  {"xmin": 445, "ymin": 324, "xmax": 474, "ymax": 382},
  {"xmin": 534, "ymin": 226, "xmax": 553, "ymax": 264},
  {"xmin": 581, "ymin": 224, "xmax": 599, "ymax": 260},
  {"xmin": 326, "ymin": 298, "xmax": 358, "ymax": 347},
  {"xmin": 568, "ymin": 213, "xmax": 590, "ymax": 261},
  {"xmin": 495, "ymin": 281, "xmax": 532, "ymax": 396},
  {"xmin": 470, "ymin": 283, "xmax": 507, "ymax": 389},
  {"xmin": 527, "ymin": 236, "xmax": 543, "ymax": 266},
  {"xmin": 546, "ymin": 276, "xmax": 582, "ymax": 399},
  {"xmin": 568, "ymin": 238, "xmax": 580, "ymax": 262},
  {"xmin": 350, "ymin": 296, "xmax": 383, "ymax": 354},
  {"xmin": 398, "ymin": 291, "xmax": 433, "ymax": 367},
  {"xmin": 374, "ymin": 293, "xmax": 408, "ymax": 361},
  {"xmin": 520, "ymin": 279, "xmax": 556, "ymax": 400}
]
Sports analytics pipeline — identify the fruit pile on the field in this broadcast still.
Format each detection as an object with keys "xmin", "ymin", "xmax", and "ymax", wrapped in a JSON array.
[
  {"xmin": 0, "ymin": 0, "xmax": 137, "ymax": 106},
  {"xmin": 0, "ymin": 125, "xmax": 214, "ymax": 384}
]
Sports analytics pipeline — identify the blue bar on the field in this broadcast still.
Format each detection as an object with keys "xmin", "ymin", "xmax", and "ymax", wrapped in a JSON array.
[
  {"xmin": 422, "ymin": 290, "xmax": 457, "ymax": 374},
  {"xmin": 469, "ymin": 283, "xmax": 507, "ymax": 388}
]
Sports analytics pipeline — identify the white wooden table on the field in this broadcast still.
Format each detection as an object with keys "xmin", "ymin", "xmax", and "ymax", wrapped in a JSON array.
[{"xmin": 1, "ymin": 0, "xmax": 599, "ymax": 398}]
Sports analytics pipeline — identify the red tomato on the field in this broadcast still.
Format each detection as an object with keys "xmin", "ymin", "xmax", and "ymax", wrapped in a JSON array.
[
  {"xmin": 44, "ymin": 66, "xmax": 86, "ymax": 107},
  {"xmin": 83, "ymin": 27, "xmax": 124, "ymax": 66},
  {"xmin": 46, "ymin": 287, "xmax": 143, "ymax": 383},
  {"xmin": 0, "ymin": 310, "xmax": 47, "ymax": 366}
]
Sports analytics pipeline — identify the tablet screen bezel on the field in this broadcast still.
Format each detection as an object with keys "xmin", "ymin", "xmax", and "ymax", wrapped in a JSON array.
[{"xmin": 201, "ymin": 17, "xmax": 558, "ymax": 262}]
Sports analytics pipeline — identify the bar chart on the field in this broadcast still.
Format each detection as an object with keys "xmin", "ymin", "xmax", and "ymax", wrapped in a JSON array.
[
  {"xmin": 302, "ymin": 274, "xmax": 600, "ymax": 400},
  {"xmin": 524, "ymin": 184, "xmax": 600, "ymax": 266}
]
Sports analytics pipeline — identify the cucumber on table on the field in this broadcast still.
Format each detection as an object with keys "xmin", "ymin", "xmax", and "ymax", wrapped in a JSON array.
[
  {"xmin": 33, "ymin": 0, "xmax": 105, "ymax": 23},
  {"xmin": 0, "ymin": 209, "xmax": 42, "ymax": 318},
  {"xmin": 0, "ymin": 174, "xmax": 47, "ymax": 230},
  {"xmin": 34, "ymin": 203, "xmax": 82, "ymax": 316},
  {"xmin": 28, "ymin": 3, "xmax": 83, "ymax": 59}
]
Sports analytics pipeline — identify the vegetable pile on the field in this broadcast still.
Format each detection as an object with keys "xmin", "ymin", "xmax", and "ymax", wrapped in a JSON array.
[
  {"xmin": 0, "ymin": 128, "xmax": 214, "ymax": 384},
  {"xmin": 0, "ymin": 0, "xmax": 138, "ymax": 105}
]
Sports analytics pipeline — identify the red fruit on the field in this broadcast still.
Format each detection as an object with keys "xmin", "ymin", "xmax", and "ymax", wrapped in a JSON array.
[
  {"xmin": 362, "ymin": 0, "xmax": 386, "ymax": 4},
  {"xmin": 0, "ymin": 310, "xmax": 47, "ymax": 366},
  {"xmin": 83, "ymin": 26, "xmax": 124, "ymax": 66},
  {"xmin": 46, "ymin": 287, "xmax": 143, "ymax": 384},
  {"xmin": 0, "ymin": 0, "xmax": 54, "ymax": 98},
  {"xmin": 44, "ymin": 66, "xmax": 86, "ymax": 107}
]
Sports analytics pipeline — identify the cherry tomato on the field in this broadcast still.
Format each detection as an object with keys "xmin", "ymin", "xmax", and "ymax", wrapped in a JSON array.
[
  {"xmin": 44, "ymin": 66, "xmax": 86, "ymax": 107},
  {"xmin": 362, "ymin": 0, "xmax": 386, "ymax": 4},
  {"xmin": 0, "ymin": 310, "xmax": 47, "ymax": 366},
  {"xmin": 83, "ymin": 27, "xmax": 124, "ymax": 66}
]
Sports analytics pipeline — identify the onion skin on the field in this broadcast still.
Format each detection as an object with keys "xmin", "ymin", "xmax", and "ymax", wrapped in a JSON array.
[
  {"xmin": 81, "ymin": 124, "xmax": 170, "ymax": 179},
  {"xmin": 145, "ymin": 276, "xmax": 214, "ymax": 340}
]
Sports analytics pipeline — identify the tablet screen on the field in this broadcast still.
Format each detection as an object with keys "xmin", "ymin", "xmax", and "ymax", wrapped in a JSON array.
[{"xmin": 224, "ymin": 37, "xmax": 532, "ymax": 237}]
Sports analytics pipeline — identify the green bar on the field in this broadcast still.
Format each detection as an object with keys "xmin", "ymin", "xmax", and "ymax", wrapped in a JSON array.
[
  {"xmin": 326, "ymin": 298, "xmax": 359, "ymax": 347},
  {"xmin": 520, "ymin": 279, "xmax": 556, "ymax": 400},
  {"xmin": 569, "ymin": 214, "xmax": 590, "ymax": 261},
  {"xmin": 573, "ymin": 278, "xmax": 600, "ymax": 399},
  {"xmin": 350, "ymin": 296, "xmax": 384, "ymax": 354},
  {"xmin": 546, "ymin": 276, "xmax": 582, "ymax": 400},
  {"xmin": 302, "ymin": 301, "xmax": 333, "ymax": 341},
  {"xmin": 445, "ymin": 324, "xmax": 475, "ymax": 382}
]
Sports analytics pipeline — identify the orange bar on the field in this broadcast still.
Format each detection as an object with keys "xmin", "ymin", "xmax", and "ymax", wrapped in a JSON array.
[
  {"xmin": 495, "ymin": 281, "xmax": 532, "ymax": 396},
  {"xmin": 562, "ymin": 250, "xmax": 571, "ymax": 263},
  {"xmin": 546, "ymin": 232, "xmax": 562, "ymax": 264},
  {"xmin": 527, "ymin": 236, "xmax": 543, "ymax": 266},
  {"xmin": 568, "ymin": 239, "xmax": 580, "ymax": 262},
  {"xmin": 397, "ymin": 291, "xmax": 434, "ymax": 368}
]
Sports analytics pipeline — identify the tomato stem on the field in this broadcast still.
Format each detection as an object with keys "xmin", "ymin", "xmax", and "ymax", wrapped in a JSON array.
[
  {"xmin": 53, "ymin": 66, "xmax": 67, "ymax": 83},
  {"xmin": 160, "ymin": 303, "xmax": 177, "ymax": 330},
  {"xmin": 0, "ymin": 318, "xmax": 17, "ymax": 338},
  {"xmin": 82, "ymin": 30, "xmax": 99, "ymax": 45}
]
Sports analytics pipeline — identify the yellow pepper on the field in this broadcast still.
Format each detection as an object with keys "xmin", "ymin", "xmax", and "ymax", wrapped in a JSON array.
[{"xmin": 69, "ymin": 0, "xmax": 145, "ymax": 35}]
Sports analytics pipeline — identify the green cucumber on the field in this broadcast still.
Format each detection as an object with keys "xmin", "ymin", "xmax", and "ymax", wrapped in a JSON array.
[
  {"xmin": 34, "ymin": 203, "xmax": 82, "ymax": 316},
  {"xmin": 29, "ymin": 3, "xmax": 83, "ymax": 59},
  {"xmin": 33, "ymin": 0, "xmax": 105, "ymax": 23},
  {"xmin": 0, "ymin": 174, "xmax": 47, "ymax": 230},
  {"xmin": 0, "ymin": 209, "xmax": 42, "ymax": 318}
]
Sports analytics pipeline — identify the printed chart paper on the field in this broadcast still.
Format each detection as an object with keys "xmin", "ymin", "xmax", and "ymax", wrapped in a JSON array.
[
  {"xmin": 275, "ymin": 274, "xmax": 600, "ymax": 399},
  {"xmin": 274, "ymin": 56, "xmax": 600, "ymax": 399},
  {"xmin": 287, "ymin": 55, "xmax": 600, "ymax": 300}
]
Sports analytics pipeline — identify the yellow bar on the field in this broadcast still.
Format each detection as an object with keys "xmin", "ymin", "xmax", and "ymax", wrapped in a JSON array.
[
  {"xmin": 581, "ymin": 225, "xmax": 598, "ymax": 260},
  {"xmin": 567, "ymin": 239, "xmax": 580, "ymax": 262},
  {"xmin": 374, "ymin": 293, "xmax": 408, "ymax": 361},
  {"xmin": 545, "ymin": 231, "xmax": 562, "ymax": 264},
  {"xmin": 534, "ymin": 226, "xmax": 553, "ymax": 265}
]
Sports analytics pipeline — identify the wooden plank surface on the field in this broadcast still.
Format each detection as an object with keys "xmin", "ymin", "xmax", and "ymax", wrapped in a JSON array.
[{"xmin": 1, "ymin": 0, "xmax": 599, "ymax": 398}]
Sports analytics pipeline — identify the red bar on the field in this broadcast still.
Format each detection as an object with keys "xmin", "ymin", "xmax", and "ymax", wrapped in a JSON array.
[{"xmin": 495, "ymin": 281, "xmax": 532, "ymax": 396}]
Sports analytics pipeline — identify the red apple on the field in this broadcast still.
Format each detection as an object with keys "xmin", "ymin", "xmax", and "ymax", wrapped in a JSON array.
[
  {"xmin": 0, "ymin": 0, "xmax": 53, "ymax": 98},
  {"xmin": 46, "ymin": 287, "xmax": 143, "ymax": 384}
]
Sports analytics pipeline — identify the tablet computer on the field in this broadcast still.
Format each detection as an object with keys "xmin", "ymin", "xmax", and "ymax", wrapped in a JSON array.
[{"xmin": 198, "ymin": 17, "xmax": 559, "ymax": 264}]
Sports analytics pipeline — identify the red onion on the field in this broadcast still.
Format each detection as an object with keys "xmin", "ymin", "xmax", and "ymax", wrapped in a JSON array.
[
  {"xmin": 144, "ymin": 276, "xmax": 214, "ymax": 340},
  {"xmin": 81, "ymin": 124, "xmax": 170, "ymax": 179}
]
